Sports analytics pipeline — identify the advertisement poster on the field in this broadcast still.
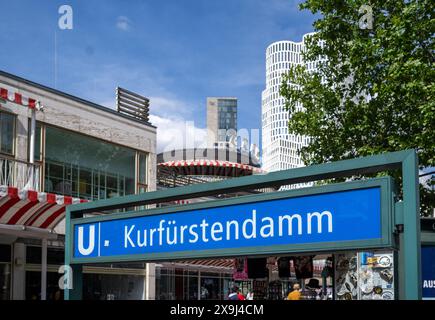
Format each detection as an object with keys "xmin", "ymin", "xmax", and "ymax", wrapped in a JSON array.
[
  {"xmin": 335, "ymin": 250, "xmax": 395, "ymax": 300},
  {"xmin": 233, "ymin": 258, "xmax": 249, "ymax": 280},
  {"xmin": 422, "ymin": 246, "xmax": 435, "ymax": 300}
]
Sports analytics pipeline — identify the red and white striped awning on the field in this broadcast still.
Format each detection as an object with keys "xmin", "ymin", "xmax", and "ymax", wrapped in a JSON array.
[
  {"xmin": 166, "ymin": 259, "xmax": 325, "ymax": 273},
  {"xmin": 172, "ymin": 199, "xmax": 190, "ymax": 205},
  {"xmin": 0, "ymin": 186, "xmax": 88, "ymax": 230},
  {"xmin": 0, "ymin": 87, "xmax": 38, "ymax": 109},
  {"xmin": 158, "ymin": 160, "xmax": 263, "ymax": 177},
  {"xmin": 173, "ymin": 259, "xmax": 235, "ymax": 269}
]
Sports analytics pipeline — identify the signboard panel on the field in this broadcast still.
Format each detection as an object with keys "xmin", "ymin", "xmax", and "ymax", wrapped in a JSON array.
[
  {"xmin": 422, "ymin": 246, "xmax": 435, "ymax": 300},
  {"xmin": 70, "ymin": 178, "xmax": 393, "ymax": 264}
]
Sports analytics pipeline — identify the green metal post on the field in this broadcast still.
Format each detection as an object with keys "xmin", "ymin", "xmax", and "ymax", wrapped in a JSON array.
[
  {"xmin": 64, "ymin": 207, "xmax": 83, "ymax": 300},
  {"xmin": 402, "ymin": 151, "xmax": 422, "ymax": 299},
  {"xmin": 398, "ymin": 233, "xmax": 405, "ymax": 299}
]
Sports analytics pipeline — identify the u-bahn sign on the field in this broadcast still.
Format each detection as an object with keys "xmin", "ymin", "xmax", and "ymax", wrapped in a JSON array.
[{"xmin": 70, "ymin": 177, "xmax": 394, "ymax": 264}]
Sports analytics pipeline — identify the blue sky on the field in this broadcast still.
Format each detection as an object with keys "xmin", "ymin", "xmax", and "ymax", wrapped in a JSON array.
[{"xmin": 0, "ymin": 0, "xmax": 316, "ymax": 151}]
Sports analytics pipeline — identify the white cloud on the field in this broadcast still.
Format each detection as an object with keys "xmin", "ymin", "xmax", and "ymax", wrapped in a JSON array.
[
  {"xmin": 57, "ymin": 55, "xmax": 205, "ymax": 154},
  {"xmin": 148, "ymin": 96, "xmax": 193, "ymax": 118},
  {"xmin": 148, "ymin": 95, "xmax": 209, "ymax": 154},
  {"xmin": 149, "ymin": 114, "xmax": 207, "ymax": 154},
  {"xmin": 100, "ymin": 94, "xmax": 202, "ymax": 154},
  {"xmin": 116, "ymin": 16, "xmax": 132, "ymax": 31},
  {"xmin": 99, "ymin": 95, "xmax": 205, "ymax": 154}
]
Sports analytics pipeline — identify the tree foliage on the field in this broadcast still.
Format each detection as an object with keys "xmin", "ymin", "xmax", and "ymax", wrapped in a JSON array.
[{"xmin": 280, "ymin": 0, "xmax": 434, "ymax": 215}]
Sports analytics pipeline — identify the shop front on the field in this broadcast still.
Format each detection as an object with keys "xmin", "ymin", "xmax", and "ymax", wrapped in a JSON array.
[
  {"xmin": 155, "ymin": 264, "xmax": 233, "ymax": 300},
  {"xmin": 64, "ymin": 150, "xmax": 422, "ymax": 300},
  {"xmin": 187, "ymin": 250, "xmax": 396, "ymax": 300}
]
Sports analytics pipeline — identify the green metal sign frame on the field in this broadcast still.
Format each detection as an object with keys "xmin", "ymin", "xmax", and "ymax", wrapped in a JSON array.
[{"xmin": 64, "ymin": 149, "xmax": 421, "ymax": 300}]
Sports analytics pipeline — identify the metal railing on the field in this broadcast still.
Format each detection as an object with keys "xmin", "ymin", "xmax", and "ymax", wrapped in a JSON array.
[{"xmin": 0, "ymin": 156, "xmax": 41, "ymax": 191}]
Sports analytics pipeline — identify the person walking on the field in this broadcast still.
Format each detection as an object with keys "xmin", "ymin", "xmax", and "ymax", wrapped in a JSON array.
[
  {"xmin": 228, "ymin": 286, "xmax": 240, "ymax": 300},
  {"xmin": 246, "ymin": 290, "xmax": 254, "ymax": 300},
  {"xmin": 237, "ymin": 289, "xmax": 246, "ymax": 300},
  {"xmin": 287, "ymin": 283, "xmax": 302, "ymax": 300}
]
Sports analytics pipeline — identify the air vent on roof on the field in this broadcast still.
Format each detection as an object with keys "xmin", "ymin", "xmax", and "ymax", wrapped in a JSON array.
[{"xmin": 116, "ymin": 87, "xmax": 150, "ymax": 123}]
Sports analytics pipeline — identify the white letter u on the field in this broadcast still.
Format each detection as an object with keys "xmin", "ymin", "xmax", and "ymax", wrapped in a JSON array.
[{"xmin": 78, "ymin": 225, "xmax": 95, "ymax": 256}]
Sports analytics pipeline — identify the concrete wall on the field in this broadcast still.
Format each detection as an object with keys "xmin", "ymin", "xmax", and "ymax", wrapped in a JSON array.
[{"xmin": 11, "ymin": 243, "xmax": 25, "ymax": 300}]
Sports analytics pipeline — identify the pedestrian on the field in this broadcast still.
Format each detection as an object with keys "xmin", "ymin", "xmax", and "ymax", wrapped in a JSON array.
[
  {"xmin": 287, "ymin": 283, "xmax": 301, "ymax": 300},
  {"xmin": 237, "ymin": 288, "xmax": 246, "ymax": 300},
  {"xmin": 246, "ymin": 290, "xmax": 254, "ymax": 300},
  {"xmin": 228, "ymin": 286, "xmax": 240, "ymax": 300},
  {"xmin": 305, "ymin": 278, "xmax": 321, "ymax": 300},
  {"xmin": 54, "ymin": 289, "xmax": 62, "ymax": 301}
]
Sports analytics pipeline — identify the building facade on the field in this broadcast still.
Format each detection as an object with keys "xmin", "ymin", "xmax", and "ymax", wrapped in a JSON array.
[
  {"xmin": 261, "ymin": 34, "xmax": 316, "ymax": 175},
  {"xmin": 206, "ymin": 97, "xmax": 237, "ymax": 149},
  {"xmin": 155, "ymin": 146, "xmax": 267, "ymax": 300},
  {"xmin": 0, "ymin": 70, "xmax": 156, "ymax": 300}
]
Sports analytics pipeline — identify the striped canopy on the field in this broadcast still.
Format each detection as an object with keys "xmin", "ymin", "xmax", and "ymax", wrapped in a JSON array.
[
  {"xmin": 0, "ymin": 186, "xmax": 87, "ymax": 230},
  {"xmin": 158, "ymin": 160, "xmax": 263, "ymax": 177}
]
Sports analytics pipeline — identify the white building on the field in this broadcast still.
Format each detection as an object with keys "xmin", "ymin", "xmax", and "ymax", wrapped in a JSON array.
[
  {"xmin": 261, "ymin": 33, "xmax": 318, "ymax": 182},
  {"xmin": 0, "ymin": 70, "xmax": 157, "ymax": 300}
]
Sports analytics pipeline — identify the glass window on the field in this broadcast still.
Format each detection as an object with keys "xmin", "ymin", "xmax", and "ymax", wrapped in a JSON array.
[
  {"xmin": 0, "ymin": 112, "xmax": 15, "ymax": 155},
  {"xmin": 26, "ymin": 246, "xmax": 64, "ymax": 265},
  {"xmin": 82, "ymin": 273, "xmax": 145, "ymax": 300},
  {"xmin": 44, "ymin": 126, "xmax": 136, "ymax": 200},
  {"xmin": 156, "ymin": 267, "xmax": 175, "ymax": 300},
  {"xmin": 0, "ymin": 263, "xmax": 10, "ymax": 300},
  {"xmin": 0, "ymin": 245, "xmax": 11, "ymax": 263},
  {"xmin": 25, "ymin": 271, "xmax": 64, "ymax": 300},
  {"xmin": 35, "ymin": 123, "xmax": 41, "ymax": 161},
  {"xmin": 138, "ymin": 152, "xmax": 147, "ymax": 185},
  {"xmin": 138, "ymin": 185, "xmax": 147, "ymax": 195},
  {"xmin": 186, "ymin": 273, "xmax": 198, "ymax": 300},
  {"xmin": 0, "ymin": 244, "xmax": 11, "ymax": 299}
]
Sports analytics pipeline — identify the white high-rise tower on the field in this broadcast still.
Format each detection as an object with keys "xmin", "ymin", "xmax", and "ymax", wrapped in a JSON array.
[{"xmin": 261, "ymin": 33, "xmax": 317, "ymax": 180}]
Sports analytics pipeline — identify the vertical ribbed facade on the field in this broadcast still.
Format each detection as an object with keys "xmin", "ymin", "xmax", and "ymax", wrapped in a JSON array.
[{"xmin": 261, "ymin": 34, "xmax": 316, "ymax": 187}]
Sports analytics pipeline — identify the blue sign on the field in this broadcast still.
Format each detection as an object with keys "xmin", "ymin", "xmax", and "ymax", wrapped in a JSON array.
[
  {"xmin": 422, "ymin": 246, "xmax": 435, "ymax": 299},
  {"xmin": 72, "ymin": 186, "xmax": 383, "ymax": 261}
]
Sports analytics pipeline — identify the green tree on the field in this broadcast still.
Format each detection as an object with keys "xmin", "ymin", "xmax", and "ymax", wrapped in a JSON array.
[{"xmin": 280, "ymin": 0, "xmax": 434, "ymax": 215}]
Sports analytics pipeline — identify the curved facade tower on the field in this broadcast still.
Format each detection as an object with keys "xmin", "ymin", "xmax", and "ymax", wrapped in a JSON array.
[{"xmin": 261, "ymin": 34, "xmax": 315, "ymax": 180}]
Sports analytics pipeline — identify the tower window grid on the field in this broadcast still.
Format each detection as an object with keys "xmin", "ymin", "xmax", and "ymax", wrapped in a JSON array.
[{"xmin": 261, "ymin": 36, "xmax": 318, "ymax": 189}]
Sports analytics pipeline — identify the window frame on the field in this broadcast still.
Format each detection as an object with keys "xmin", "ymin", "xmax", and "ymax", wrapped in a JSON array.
[
  {"xmin": 136, "ymin": 151, "xmax": 148, "ymax": 194},
  {"xmin": 43, "ymin": 124, "xmax": 140, "ymax": 200},
  {"xmin": 0, "ymin": 110, "xmax": 17, "ymax": 157}
]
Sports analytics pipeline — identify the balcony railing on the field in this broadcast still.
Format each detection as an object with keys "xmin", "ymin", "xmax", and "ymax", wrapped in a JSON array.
[{"xmin": 0, "ymin": 156, "xmax": 41, "ymax": 191}]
